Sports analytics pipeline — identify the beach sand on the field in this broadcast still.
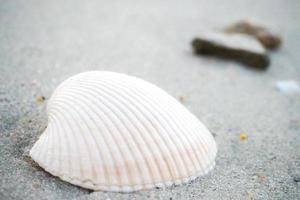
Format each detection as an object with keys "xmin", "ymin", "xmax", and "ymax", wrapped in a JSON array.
[{"xmin": 0, "ymin": 0, "xmax": 299, "ymax": 199}]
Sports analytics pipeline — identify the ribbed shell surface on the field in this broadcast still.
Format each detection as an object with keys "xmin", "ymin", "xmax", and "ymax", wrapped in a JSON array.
[{"xmin": 30, "ymin": 71, "xmax": 217, "ymax": 192}]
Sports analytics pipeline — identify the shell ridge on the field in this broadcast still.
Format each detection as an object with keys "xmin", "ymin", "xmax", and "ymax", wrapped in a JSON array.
[
  {"xmin": 50, "ymin": 102, "xmax": 94, "ymax": 180},
  {"xmin": 42, "ymin": 121, "xmax": 56, "ymax": 171},
  {"xmin": 71, "ymin": 78, "xmax": 174, "ymax": 184},
  {"xmin": 193, "ymin": 122, "xmax": 216, "ymax": 164},
  {"xmin": 138, "ymin": 81, "xmax": 215, "ymax": 172},
  {"xmin": 131, "ymin": 77, "xmax": 217, "ymax": 174},
  {"xmin": 61, "ymin": 99, "xmax": 102, "ymax": 183},
  {"xmin": 163, "ymin": 99, "xmax": 213, "ymax": 172},
  {"xmin": 52, "ymin": 117, "xmax": 62, "ymax": 175},
  {"xmin": 54, "ymin": 89, "xmax": 133, "ymax": 186},
  {"xmin": 46, "ymin": 76, "xmax": 76, "ymax": 115},
  {"xmin": 74, "ymin": 79, "xmax": 183, "ymax": 182},
  {"xmin": 47, "ymin": 105, "xmax": 79, "ymax": 177},
  {"xmin": 185, "ymin": 113, "xmax": 217, "ymax": 170},
  {"xmin": 31, "ymin": 124, "xmax": 51, "ymax": 167},
  {"xmin": 158, "ymin": 96, "xmax": 211, "ymax": 172},
  {"xmin": 51, "ymin": 114, "xmax": 73, "ymax": 177},
  {"xmin": 176, "ymin": 113, "xmax": 211, "ymax": 171},
  {"xmin": 49, "ymin": 99, "xmax": 110, "ymax": 184},
  {"xmin": 51, "ymin": 107, "xmax": 108, "ymax": 184},
  {"xmin": 68, "ymin": 94, "xmax": 123, "ymax": 184},
  {"xmin": 112, "ymin": 81, "xmax": 193, "ymax": 177},
  {"xmin": 184, "ymin": 113, "xmax": 215, "ymax": 168},
  {"xmin": 93, "ymin": 81, "xmax": 181, "ymax": 180},
  {"xmin": 59, "ymin": 83, "xmax": 162, "ymax": 186},
  {"xmin": 126, "ymin": 82, "xmax": 201, "ymax": 175},
  {"xmin": 59, "ymin": 86, "xmax": 147, "ymax": 186},
  {"xmin": 82, "ymin": 78, "xmax": 191, "ymax": 179},
  {"xmin": 100, "ymin": 78, "xmax": 200, "ymax": 176},
  {"xmin": 77, "ymin": 77, "xmax": 204, "ymax": 179}
]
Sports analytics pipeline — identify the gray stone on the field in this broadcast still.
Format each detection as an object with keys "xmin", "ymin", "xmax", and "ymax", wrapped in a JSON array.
[{"xmin": 192, "ymin": 32, "xmax": 270, "ymax": 69}]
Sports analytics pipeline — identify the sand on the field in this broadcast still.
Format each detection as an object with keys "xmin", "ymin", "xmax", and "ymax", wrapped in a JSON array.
[{"xmin": 0, "ymin": 0, "xmax": 299, "ymax": 199}]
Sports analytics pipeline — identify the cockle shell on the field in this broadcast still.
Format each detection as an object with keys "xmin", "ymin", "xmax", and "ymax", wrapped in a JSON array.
[{"xmin": 30, "ymin": 71, "xmax": 217, "ymax": 192}]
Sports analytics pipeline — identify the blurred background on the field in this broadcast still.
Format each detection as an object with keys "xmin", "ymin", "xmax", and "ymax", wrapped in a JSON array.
[{"xmin": 0, "ymin": 0, "xmax": 299, "ymax": 199}]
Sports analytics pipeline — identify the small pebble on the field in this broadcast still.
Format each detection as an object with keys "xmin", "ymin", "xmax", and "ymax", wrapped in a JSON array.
[
  {"xmin": 9, "ymin": 132, "xmax": 16, "ymax": 138},
  {"xmin": 239, "ymin": 133, "xmax": 248, "ymax": 140},
  {"xmin": 276, "ymin": 80, "xmax": 300, "ymax": 94},
  {"xmin": 36, "ymin": 96, "xmax": 46, "ymax": 103},
  {"xmin": 290, "ymin": 119, "xmax": 300, "ymax": 129},
  {"xmin": 31, "ymin": 80, "xmax": 38, "ymax": 86},
  {"xmin": 225, "ymin": 21, "xmax": 282, "ymax": 50},
  {"xmin": 179, "ymin": 95, "xmax": 188, "ymax": 103},
  {"xmin": 192, "ymin": 32, "xmax": 270, "ymax": 69},
  {"xmin": 257, "ymin": 175, "xmax": 267, "ymax": 182},
  {"xmin": 32, "ymin": 181, "xmax": 40, "ymax": 188},
  {"xmin": 293, "ymin": 175, "xmax": 300, "ymax": 183},
  {"xmin": 247, "ymin": 191, "xmax": 254, "ymax": 200}
]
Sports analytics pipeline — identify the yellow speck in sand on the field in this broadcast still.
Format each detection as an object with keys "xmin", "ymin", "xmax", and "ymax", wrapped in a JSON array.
[
  {"xmin": 36, "ymin": 96, "xmax": 46, "ymax": 103},
  {"xmin": 240, "ymin": 133, "xmax": 248, "ymax": 140},
  {"xmin": 257, "ymin": 175, "xmax": 267, "ymax": 182},
  {"xmin": 32, "ymin": 181, "xmax": 40, "ymax": 189},
  {"xmin": 179, "ymin": 95, "xmax": 188, "ymax": 103},
  {"xmin": 247, "ymin": 191, "xmax": 254, "ymax": 200}
]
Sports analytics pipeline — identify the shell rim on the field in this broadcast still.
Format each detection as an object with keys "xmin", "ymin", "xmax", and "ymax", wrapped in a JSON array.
[{"xmin": 30, "ymin": 149, "xmax": 216, "ymax": 192}]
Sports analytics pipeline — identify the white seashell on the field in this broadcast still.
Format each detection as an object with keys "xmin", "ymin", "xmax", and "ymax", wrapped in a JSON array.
[
  {"xmin": 30, "ymin": 71, "xmax": 217, "ymax": 192},
  {"xmin": 276, "ymin": 80, "xmax": 300, "ymax": 94}
]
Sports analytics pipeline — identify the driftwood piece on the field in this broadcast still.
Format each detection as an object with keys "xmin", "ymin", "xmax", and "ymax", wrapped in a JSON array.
[
  {"xmin": 225, "ymin": 21, "xmax": 282, "ymax": 50},
  {"xmin": 192, "ymin": 32, "xmax": 270, "ymax": 69}
]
